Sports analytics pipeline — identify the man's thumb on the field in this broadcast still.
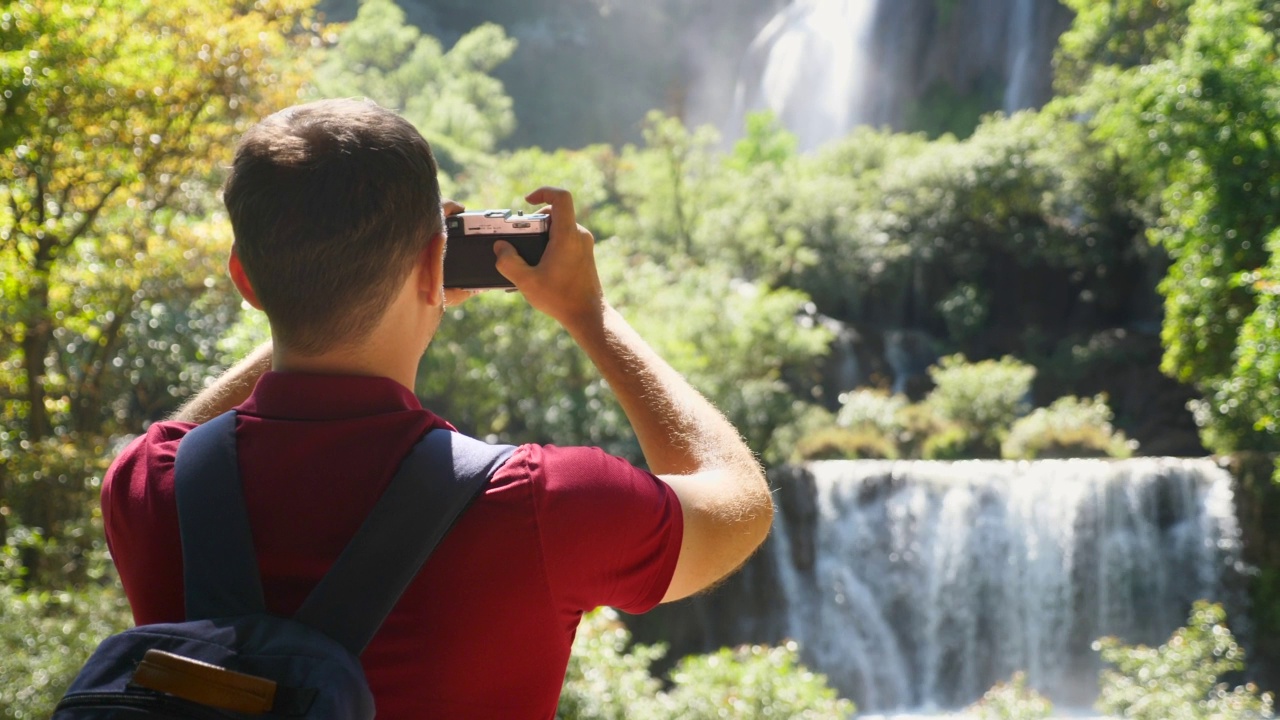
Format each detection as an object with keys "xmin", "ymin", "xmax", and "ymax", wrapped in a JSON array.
[{"xmin": 493, "ymin": 240, "xmax": 530, "ymax": 283}]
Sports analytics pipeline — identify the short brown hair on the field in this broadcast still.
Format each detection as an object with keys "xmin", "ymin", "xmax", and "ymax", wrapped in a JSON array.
[{"xmin": 223, "ymin": 99, "xmax": 442, "ymax": 354}]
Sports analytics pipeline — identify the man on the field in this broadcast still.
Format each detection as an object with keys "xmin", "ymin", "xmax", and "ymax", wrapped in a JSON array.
[{"xmin": 101, "ymin": 99, "xmax": 772, "ymax": 718}]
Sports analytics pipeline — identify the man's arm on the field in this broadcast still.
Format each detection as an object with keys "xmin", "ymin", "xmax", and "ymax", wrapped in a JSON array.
[
  {"xmin": 171, "ymin": 341, "xmax": 272, "ymax": 424},
  {"xmin": 494, "ymin": 187, "xmax": 773, "ymax": 603}
]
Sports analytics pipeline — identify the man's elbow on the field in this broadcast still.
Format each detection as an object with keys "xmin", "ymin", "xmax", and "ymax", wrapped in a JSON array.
[{"xmin": 736, "ymin": 483, "xmax": 775, "ymax": 558}]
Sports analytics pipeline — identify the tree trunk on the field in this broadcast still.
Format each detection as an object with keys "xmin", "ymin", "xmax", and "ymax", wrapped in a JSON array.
[{"xmin": 21, "ymin": 280, "xmax": 51, "ymax": 442}]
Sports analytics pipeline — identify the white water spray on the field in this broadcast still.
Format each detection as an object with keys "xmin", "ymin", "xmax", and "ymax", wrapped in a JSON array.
[
  {"xmin": 722, "ymin": 0, "xmax": 1072, "ymax": 149},
  {"xmin": 771, "ymin": 458, "xmax": 1243, "ymax": 711}
]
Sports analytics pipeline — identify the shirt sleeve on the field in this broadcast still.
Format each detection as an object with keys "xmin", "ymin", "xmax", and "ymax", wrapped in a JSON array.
[
  {"xmin": 101, "ymin": 421, "xmax": 194, "ymax": 626},
  {"xmin": 527, "ymin": 444, "xmax": 683, "ymax": 615}
]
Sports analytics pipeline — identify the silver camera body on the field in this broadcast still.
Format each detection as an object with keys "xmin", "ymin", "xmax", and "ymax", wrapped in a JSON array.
[{"xmin": 443, "ymin": 210, "xmax": 551, "ymax": 289}]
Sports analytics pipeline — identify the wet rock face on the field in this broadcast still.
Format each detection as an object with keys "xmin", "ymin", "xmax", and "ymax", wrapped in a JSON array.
[
  {"xmin": 771, "ymin": 465, "xmax": 818, "ymax": 570},
  {"xmin": 622, "ymin": 471, "xmax": 807, "ymax": 672},
  {"xmin": 1226, "ymin": 452, "xmax": 1280, "ymax": 695}
]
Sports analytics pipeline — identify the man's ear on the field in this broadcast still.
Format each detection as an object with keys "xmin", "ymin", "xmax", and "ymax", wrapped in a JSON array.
[
  {"xmin": 418, "ymin": 231, "xmax": 447, "ymax": 306},
  {"xmin": 228, "ymin": 248, "xmax": 264, "ymax": 310}
]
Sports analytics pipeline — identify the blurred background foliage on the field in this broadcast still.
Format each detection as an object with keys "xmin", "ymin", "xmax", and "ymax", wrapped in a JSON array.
[
  {"xmin": 1094, "ymin": 601, "xmax": 1275, "ymax": 719},
  {"xmin": 556, "ymin": 608, "xmax": 855, "ymax": 720},
  {"xmin": 2, "ymin": 0, "xmax": 1280, "ymax": 714}
]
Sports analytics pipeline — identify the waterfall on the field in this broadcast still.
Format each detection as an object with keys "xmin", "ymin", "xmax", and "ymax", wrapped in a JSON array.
[
  {"xmin": 722, "ymin": 0, "xmax": 1073, "ymax": 149},
  {"xmin": 730, "ymin": 0, "xmax": 879, "ymax": 151},
  {"xmin": 768, "ymin": 458, "xmax": 1245, "ymax": 711}
]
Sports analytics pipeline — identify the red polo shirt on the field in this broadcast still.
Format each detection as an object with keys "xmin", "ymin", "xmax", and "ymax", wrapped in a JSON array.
[{"xmin": 101, "ymin": 372, "xmax": 683, "ymax": 719}]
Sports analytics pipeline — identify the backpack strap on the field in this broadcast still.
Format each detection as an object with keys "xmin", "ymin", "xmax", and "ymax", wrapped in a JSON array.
[
  {"xmin": 174, "ymin": 410, "xmax": 266, "ymax": 620},
  {"xmin": 174, "ymin": 409, "xmax": 516, "ymax": 656},
  {"xmin": 292, "ymin": 429, "xmax": 515, "ymax": 655}
]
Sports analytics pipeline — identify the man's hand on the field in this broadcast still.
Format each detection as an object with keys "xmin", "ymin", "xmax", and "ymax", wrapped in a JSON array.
[{"xmin": 492, "ymin": 187, "xmax": 604, "ymax": 330}]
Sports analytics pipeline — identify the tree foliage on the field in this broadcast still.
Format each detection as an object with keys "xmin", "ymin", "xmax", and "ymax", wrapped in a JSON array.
[
  {"xmin": 1060, "ymin": 0, "xmax": 1280, "ymax": 458},
  {"xmin": 0, "ymin": 0, "xmax": 315, "ymax": 577},
  {"xmin": 0, "ymin": 564, "xmax": 130, "ymax": 719},
  {"xmin": 311, "ymin": 0, "xmax": 516, "ymax": 176}
]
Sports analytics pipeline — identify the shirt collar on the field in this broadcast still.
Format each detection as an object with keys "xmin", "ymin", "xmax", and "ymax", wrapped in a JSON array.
[{"xmin": 238, "ymin": 371, "xmax": 436, "ymax": 422}]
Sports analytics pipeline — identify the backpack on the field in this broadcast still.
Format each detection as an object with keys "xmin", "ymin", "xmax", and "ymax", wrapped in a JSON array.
[{"xmin": 53, "ymin": 410, "xmax": 514, "ymax": 719}]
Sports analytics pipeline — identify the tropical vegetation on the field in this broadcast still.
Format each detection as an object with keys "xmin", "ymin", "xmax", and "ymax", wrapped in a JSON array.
[{"xmin": 2, "ymin": 0, "xmax": 1279, "ymax": 715}]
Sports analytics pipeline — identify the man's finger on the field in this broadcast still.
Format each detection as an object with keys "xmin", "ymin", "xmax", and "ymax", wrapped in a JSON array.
[
  {"xmin": 444, "ymin": 287, "xmax": 480, "ymax": 307},
  {"xmin": 443, "ymin": 199, "xmax": 466, "ymax": 216},
  {"xmin": 493, "ymin": 240, "xmax": 531, "ymax": 284},
  {"xmin": 524, "ymin": 187, "xmax": 575, "ymax": 225}
]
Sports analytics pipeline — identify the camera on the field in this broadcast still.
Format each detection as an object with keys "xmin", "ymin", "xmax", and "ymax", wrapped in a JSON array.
[{"xmin": 443, "ymin": 209, "xmax": 551, "ymax": 289}]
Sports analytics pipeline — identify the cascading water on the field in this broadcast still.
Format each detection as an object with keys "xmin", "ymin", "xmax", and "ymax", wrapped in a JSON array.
[
  {"xmin": 723, "ymin": 0, "xmax": 1073, "ymax": 149},
  {"xmin": 768, "ymin": 458, "xmax": 1244, "ymax": 711},
  {"xmin": 730, "ymin": 0, "xmax": 879, "ymax": 151}
]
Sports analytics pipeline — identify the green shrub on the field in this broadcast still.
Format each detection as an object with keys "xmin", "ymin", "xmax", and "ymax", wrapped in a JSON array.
[
  {"xmin": 1001, "ymin": 395, "xmax": 1137, "ymax": 459},
  {"xmin": 926, "ymin": 355, "xmax": 1036, "ymax": 457},
  {"xmin": 835, "ymin": 390, "xmax": 908, "ymax": 435},
  {"xmin": 558, "ymin": 610, "xmax": 854, "ymax": 720},
  {"xmin": 770, "ymin": 404, "xmax": 840, "ymax": 465},
  {"xmin": 894, "ymin": 402, "xmax": 962, "ymax": 459},
  {"xmin": 921, "ymin": 424, "xmax": 982, "ymax": 460},
  {"xmin": 557, "ymin": 609, "xmax": 666, "ymax": 720},
  {"xmin": 964, "ymin": 672, "xmax": 1054, "ymax": 720},
  {"xmin": 794, "ymin": 427, "xmax": 899, "ymax": 461},
  {"xmin": 1095, "ymin": 600, "xmax": 1275, "ymax": 720},
  {"xmin": 660, "ymin": 643, "xmax": 854, "ymax": 720}
]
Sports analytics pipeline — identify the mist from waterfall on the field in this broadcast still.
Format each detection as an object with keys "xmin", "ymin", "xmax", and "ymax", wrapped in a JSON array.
[
  {"xmin": 769, "ymin": 458, "xmax": 1244, "ymax": 712},
  {"xmin": 730, "ymin": 0, "xmax": 878, "ymax": 152},
  {"xmin": 723, "ymin": 0, "xmax": 1073, "ymax": 150}
]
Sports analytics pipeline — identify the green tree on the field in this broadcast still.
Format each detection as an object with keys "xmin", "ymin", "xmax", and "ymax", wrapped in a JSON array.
[
  {"xmin": 727, "ymin": 111, "xmax": 799, "ymax": 172},
  {"xmin": 0, "ymin": 0, "xmax": 315, "ymax": 579},
  {"xmin": 1001, "ymin": 394, "xmax": 1135, "ymax": 460},
  {"xmin": 773, "ymin": 111, "xmax": 1148, "ymax": 336},
  {"xmin": 311, "ymin": 0, "xmax": 516, "ymax": 177},
  {"xmin": 1055, "ymin": 0, "xmax": 1196, "ymax": 93},
  {"xmin": 418, "ymin": 254, "xmax": 832, "ymax": 466},
  {"xmin": 1061, "ymin": 0, "xmax": 1280, "ymax": 457},
  {"xmin": 0, "ymin": 559, "xmax": 131, "ymax": 719}
]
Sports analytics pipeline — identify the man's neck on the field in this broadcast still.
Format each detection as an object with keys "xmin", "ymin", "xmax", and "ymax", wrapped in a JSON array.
[
  {"xmin": 269, "ymin": 275, "xmax": 441, "ymax": 394},
  {"xmin": 272, "ymin": 341, "xmax": 420, "ymax": 393}
]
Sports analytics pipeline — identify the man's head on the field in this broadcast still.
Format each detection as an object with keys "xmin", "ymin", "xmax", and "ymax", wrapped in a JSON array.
[{"xmin": 223, "ymin": 99, "xmax": 442, "ymax": 355}]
